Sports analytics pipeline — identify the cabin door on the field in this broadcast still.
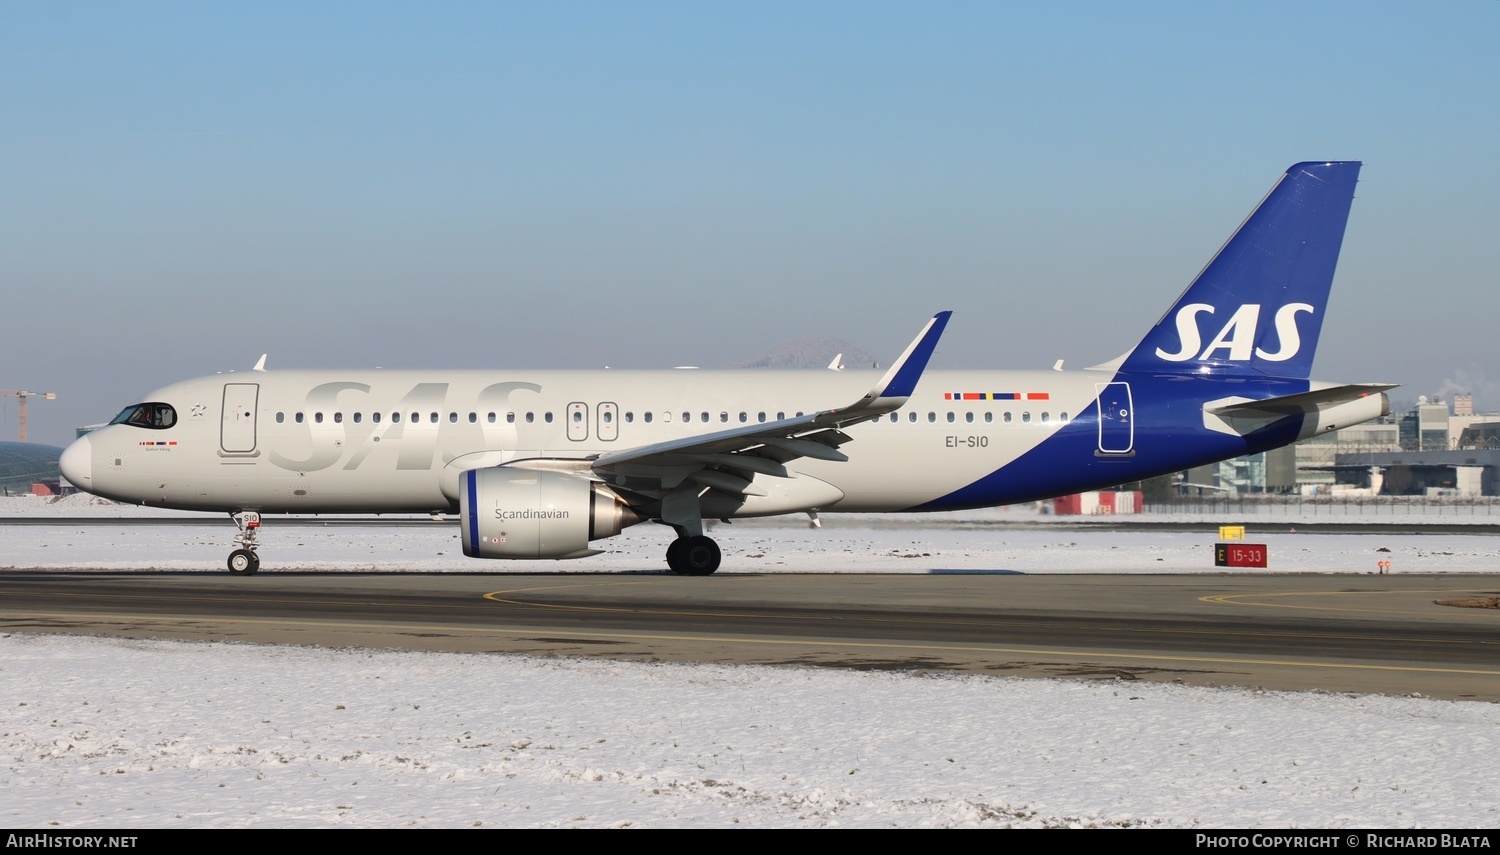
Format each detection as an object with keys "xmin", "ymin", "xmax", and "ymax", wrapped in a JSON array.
[
  {"xmin": 1094, "ymin": 382, "xmax": 1134, "ymax": 455},
  {"xmin": 221, "ymin": 383, "xmax": 259, "ymax": 453}
]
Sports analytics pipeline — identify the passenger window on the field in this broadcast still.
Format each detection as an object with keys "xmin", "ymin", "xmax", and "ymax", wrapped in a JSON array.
[
  {"xmin": 487, "ymin": 412, "xmax": 495, "ymax": 424},
  {"xmin": 909, "ymin": 412, "xmax": 917, "ymax": 422},
  {"xmin": 410, "ymin": 412, "xmax": 419, "ymax": 424},
  {"xmin": 448, "ymin": 412, "xmax": 457, "ymax": 423},
  {"xmin": 644, "ymin": 412, "xmax": 653, "ymax": 423},
  {"xmin": 604, "ymin": 411, "xmax": 614, "ymax": 423},
  {"xmin": 1041, "ymin": 412, "xmax": 1050, "ymax": 423},
  {"xmin": 946, "ymin": 412, "xmax": 955, "ymax": 423},
  {"xmin": 334, "ymin": 412, "xmax": 343, "ymax": 424},
  {"xmin": 758, "ymin": 412, "xmax": 767, "ymax": 423},
  {"xmin": 276, "ymin": 412, "xmax": 284, "ymax": 424},
  {"xmin": 1004, "ymin": 412, "xmax": 1012, "ymax": 424},
  {"xmin": 1060, "ymin": 412, "xmax": 1069, "ymax": 422},
  {"xmin": 468, "ymin": 412, "xmax": 476, "ymax": 424},
  {"xmin": 353, "ymin": 412, "xmax": 362, "ymax": 424},
  {"xmin": 965, "ymin": 412, "xmax": 974, "ymax": 423},
  {"xmin": 507, "ymin": 413, "xmax": 515, "ymax": 424},
  {"xmin": 391, "ymin": 413, "xmax": 400, "ymax": 423},
  {"xmin": 572, "ymin": 411, "xmax": 583, "ymax": 423},
  {"xmin": 701, "ymin": 412, "xmax": 709, "ymax": 423},
  {"xmin": 430, "ymin": 412, "xmax": 438, "ymax": 424},
  {"xmin": 315, "ymin": 413, "xmax": 324, "ymax": 424},
  {"xmin": 737, "ymin": 412, "xmax": 746, "ymax": 423},
  {"xmin": 526, "ymin": 412, "xmax": 534, "ymax": 423},
  {"xmin": 373, "ymin": 412, "xmax": 382, "ymax": 424},
  {"xmin": 777, "ymin": 412, "xmax": 786, "ymax": 420},
  {"xmin": 296, "ymin": 412, "xmax": 304, "ymax": 424},
  {"xmin": 984, "ymin": 412, "xmax": 993, "ymax": 423},
  {"xmin": 544, "ymin": 412, "xmax": 553, "ymax": 423},
  {"xmin": 1023, "ymin": 412, "xmax": 1031, "ymax": 423}
]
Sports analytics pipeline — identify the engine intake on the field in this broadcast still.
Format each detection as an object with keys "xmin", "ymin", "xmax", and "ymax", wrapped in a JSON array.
[{"xmin": 460, "ymin": 467, "xmax": 640, "ymax": 559}]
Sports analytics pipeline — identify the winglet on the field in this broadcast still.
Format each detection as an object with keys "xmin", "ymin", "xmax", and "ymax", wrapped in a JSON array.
[
  {"xmin": 864, "ymin": 311, "xmax": 951, "ymax": 403},
  {"xmin": 590, "ymin": 311, "xmax": 954, "ymax": 478},
  {"xmin": 252, "ymin": 354, "xmax": 268, "ymax": 372}
]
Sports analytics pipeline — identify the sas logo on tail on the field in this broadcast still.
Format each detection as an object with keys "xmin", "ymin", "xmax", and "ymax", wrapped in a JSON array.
[{"xmin": 1155, "ymin": 303, "xmax": 1314, "ymax": 363}]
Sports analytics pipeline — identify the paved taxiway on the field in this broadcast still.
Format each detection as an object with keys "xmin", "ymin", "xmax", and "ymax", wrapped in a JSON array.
[{"xmin": 2, "ymin": 570, "xmax": 1496, "ymax": 701}]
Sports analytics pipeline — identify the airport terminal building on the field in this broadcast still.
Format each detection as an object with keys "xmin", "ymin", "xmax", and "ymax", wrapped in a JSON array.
[
  {"xmin": 0, "ymin": 441, "xmax": 64, "ymax": 496},
  {"xmin": 1185, "ymin": 395, "xmax": 1500, "ymax": 497}
]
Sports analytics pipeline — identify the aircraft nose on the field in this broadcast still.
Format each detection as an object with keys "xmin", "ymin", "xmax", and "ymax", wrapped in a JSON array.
[{"xmin": 60, "ymin": 435, "xmax": 92, "ymax": 488}]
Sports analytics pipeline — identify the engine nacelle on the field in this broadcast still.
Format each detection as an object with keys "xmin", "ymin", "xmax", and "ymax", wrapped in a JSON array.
[{"xmin": 460, "ymin": 467, "xmax": 641, "ymax": 559}]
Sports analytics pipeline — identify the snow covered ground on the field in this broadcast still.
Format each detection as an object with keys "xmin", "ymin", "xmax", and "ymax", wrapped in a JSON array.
[
  {"xmin": 3, "ymin": 634, "xmax": 1498, "ymax": 829},
  {"xmin": 2, "ymin": 494, "xmax": 1498, "ymax": 828}
]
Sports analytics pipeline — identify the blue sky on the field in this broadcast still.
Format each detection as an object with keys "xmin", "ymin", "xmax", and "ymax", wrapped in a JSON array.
[{"xmin": 3, "ymin": 1, "xmax": 1497, "ymax": 446}]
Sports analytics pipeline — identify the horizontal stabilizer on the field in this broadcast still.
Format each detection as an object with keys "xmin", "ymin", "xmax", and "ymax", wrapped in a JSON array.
[
  {"xmin": 1202, "ymin": 383, "xmax": 1395, "ymax": 439},
  {"xmin": 1203, "ymin": 384, "xmax": 1397, "ymax": 418}
]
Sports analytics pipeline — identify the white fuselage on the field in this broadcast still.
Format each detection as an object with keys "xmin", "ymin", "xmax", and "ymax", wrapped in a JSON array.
[{"xmin": 70, "ymin": 367, "xmax": 1112, "ymax": 516}]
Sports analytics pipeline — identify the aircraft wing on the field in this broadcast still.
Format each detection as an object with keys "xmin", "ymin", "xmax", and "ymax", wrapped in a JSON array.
[{"xmin": 589, "ymin": 312, "xmax": 951, "ymax": 497}]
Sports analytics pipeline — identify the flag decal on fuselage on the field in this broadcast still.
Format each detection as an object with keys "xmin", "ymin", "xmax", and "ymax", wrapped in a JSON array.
[{"xmin": 943, "ymin": 392, "xmax": 1050, "ymax": 401}]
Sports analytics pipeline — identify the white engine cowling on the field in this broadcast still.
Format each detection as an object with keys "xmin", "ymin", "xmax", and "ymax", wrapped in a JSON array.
[{"xmin": 460, "ymin": 467, "xmax": 640, "ymax": 559}]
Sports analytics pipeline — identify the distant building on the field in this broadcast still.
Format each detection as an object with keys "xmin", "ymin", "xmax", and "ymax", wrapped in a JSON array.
[
  {"xmin": 1333, "ymin": 448, "xmax": 1499, "ymax": 496},
  {"xmin": 1181, "ymin": 444, "xmax": 1297, "ymax": 495},
  {"xmin": 1399, "ymin": 396, "xmax": 1451, "ymax": 450},
  {"xmin": 0, "ymin": 441, "xmax": 64, "ymax": 496},
  {"xmin": 1323, "ymin": 398, "xmax": 1500, "ymax": 496},
  {"xmin": 1293, "ymin": 422, "xmax": 1400, "ymax": 492},
  {"xmin": 1176, "ymin": 394, "xmax": 1500, "ymax": 497},
  {"xmin": 1458, "ymin": 422, "xmax": 1500, "ymax": 448}
]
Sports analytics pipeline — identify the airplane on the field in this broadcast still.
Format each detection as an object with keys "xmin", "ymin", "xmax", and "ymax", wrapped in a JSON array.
[{"xmin": 59, "ymin": 161, "xmax": 1393, "ymax": 576}]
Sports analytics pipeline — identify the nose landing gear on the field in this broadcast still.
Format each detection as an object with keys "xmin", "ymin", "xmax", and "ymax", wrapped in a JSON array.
[{"xmin": 227, "ymin": 511, "xmax": 262, "ymax": 575}]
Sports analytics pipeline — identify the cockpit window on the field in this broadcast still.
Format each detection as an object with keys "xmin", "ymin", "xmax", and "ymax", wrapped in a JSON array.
[{"xmin": 110, "ymin": 403, "xmax": 177, "ymax": 430}]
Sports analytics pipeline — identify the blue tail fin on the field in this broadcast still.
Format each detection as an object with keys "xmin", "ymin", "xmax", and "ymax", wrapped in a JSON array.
[{"xmin": 1117, "ymin": 161, "xmax": 1361, "ymax": 380}]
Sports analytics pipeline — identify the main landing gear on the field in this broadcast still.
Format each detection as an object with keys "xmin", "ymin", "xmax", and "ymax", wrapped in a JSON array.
[
  {"xmin": 658, "ymin": 483, "xmax": 721, "ymax": 575},
  {"xmin": 227, "ymin": 511, "xmax": 261, "ymax": 576},
  {"xmin": 665, "ymin": 535, "xmax": 721, "ymax": 576}
]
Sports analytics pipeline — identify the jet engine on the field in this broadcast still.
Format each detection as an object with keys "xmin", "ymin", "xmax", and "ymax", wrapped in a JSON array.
[{"xmin": 459, "ymin": 467, "xmax": 641, "ymax": 559}]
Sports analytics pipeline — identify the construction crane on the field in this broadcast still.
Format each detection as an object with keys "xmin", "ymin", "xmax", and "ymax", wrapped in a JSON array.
[{"xmin": 0, "ymin": 390, "xmax": 57, "ymax": 443}]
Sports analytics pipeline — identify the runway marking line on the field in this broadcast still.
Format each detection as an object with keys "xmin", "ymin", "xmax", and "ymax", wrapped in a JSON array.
[{"xmin": 1202, "ymin": 587, "xmax": 1500, "ymax": 617}]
